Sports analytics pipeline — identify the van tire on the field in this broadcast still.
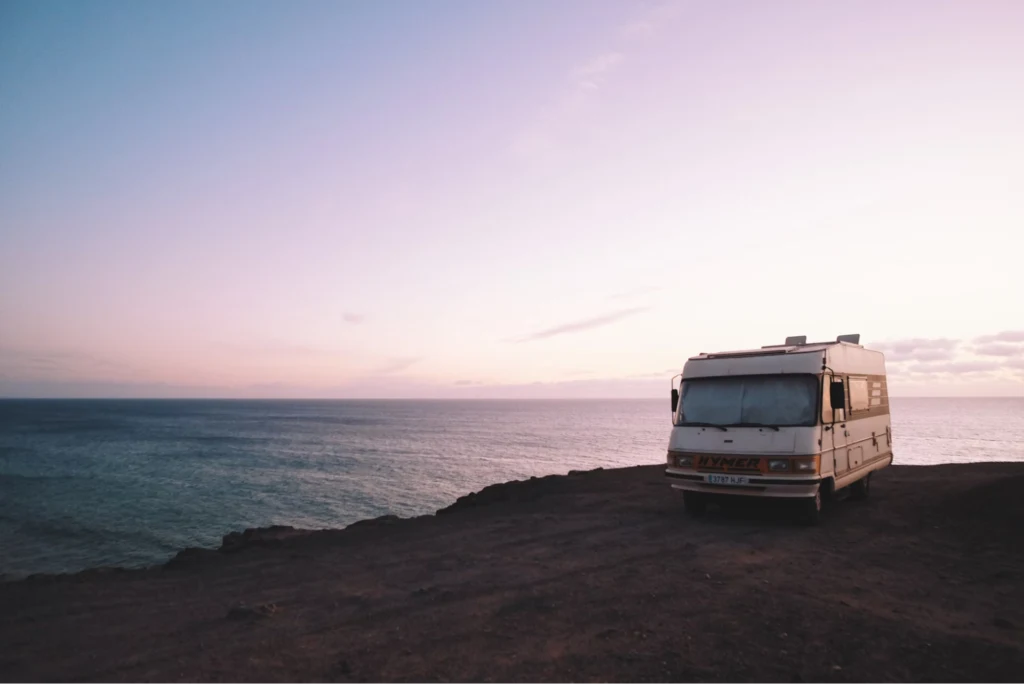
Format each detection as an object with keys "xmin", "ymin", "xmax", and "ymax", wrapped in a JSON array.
[
  {"xmin": 799, "ymin": 490, "xmax": 822, "ymax": 526},
  {"xmin": 850, "ymin": 472, "xmax": 871, "ymax": 501},
  {"xmin": 683, "ymin": 492, "xmax": 707, "ymax": 517}
]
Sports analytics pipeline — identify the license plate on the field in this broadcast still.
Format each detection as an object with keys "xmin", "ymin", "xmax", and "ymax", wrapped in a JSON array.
[{"xmin": 706, "ymin": 474, "xmax": 749, "ymax": 486}]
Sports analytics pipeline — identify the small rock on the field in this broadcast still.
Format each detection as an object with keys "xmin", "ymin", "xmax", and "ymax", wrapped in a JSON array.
[
  {"xmin": 832, "ymin": 665, "xmax": 842, "ymax": 671},
  {"xmin": 705, "ymin": 573, "xmax": 711, "ymax": 580}
]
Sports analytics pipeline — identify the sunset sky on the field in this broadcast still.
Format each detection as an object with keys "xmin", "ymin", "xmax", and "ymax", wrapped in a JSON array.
[{"xmin": 2, "ymin": 0, "xmax": 1022, "ymax": 398}]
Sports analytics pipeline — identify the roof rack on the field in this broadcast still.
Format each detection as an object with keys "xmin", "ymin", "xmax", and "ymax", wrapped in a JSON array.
[
  {"xmin": 704, "ymin": 349, "xmax": 790, "ymax": 359},
  {"xmin": 760, "ymin": 334, "xmax": 861, "ymax": 349}
]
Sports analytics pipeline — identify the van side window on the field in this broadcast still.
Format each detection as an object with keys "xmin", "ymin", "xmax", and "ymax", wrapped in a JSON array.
[
  {"xmin": 869, "ymin": 379, "xmax": 887, "ymax": 408},
  {"xmin": 849, "ymin": 376, "xmax": 869, "ymax": 412},
  {"xmin": 822, "ymin": 377, "xmax": 846, "ymax": 423}
]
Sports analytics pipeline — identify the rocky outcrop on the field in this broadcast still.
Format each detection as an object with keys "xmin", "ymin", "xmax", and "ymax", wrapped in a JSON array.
[
  {"xmin": 437, "ymin": 470, "xmax": 601, "ymax": 515},
  {"xmin": 220, "ymin": 525, "xmax": 310, "ymax": 552}
]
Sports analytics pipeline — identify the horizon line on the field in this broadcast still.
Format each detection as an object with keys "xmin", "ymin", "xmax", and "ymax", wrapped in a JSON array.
[{"xmin": 1, "ymin": 395, "xmax": 1021, "ymax": 401}]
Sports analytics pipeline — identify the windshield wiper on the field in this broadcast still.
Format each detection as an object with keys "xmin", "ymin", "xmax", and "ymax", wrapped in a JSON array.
[
  {"xmin": 682, "ymin": 421, "xmax": 728, "ymax": 431},
  {"xmin": 728, "ymin": 422, "xmax": 781, "ymax": 432}
]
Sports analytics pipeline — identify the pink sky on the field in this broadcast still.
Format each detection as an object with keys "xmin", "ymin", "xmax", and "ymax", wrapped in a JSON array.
[{"xmin": 1, "ymin": 0, "xmax": 1023, "ymax": 397}]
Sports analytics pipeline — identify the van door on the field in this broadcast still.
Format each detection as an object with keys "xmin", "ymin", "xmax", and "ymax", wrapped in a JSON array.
[
  {"xmin": 846, "ymin": 375, "xmax": 892, "ymax": 472},
  {"xmin": 826, "ymin": 375, "xmax": 849, "ymax": 477}
]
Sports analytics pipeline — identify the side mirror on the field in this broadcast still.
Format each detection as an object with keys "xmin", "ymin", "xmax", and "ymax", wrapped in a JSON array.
[
  {"xmin": 671, "ymin": 388, "xmax": 679, "ymax": 414},
  {"xmin": 829, "ymin": 379, "xmax": 845, "ymax": 414}
]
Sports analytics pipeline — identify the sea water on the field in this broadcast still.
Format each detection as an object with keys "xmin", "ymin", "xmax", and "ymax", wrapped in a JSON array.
[{"xmin": 1, "ymin": 398, "xmax": 1021, "ymax": 577}]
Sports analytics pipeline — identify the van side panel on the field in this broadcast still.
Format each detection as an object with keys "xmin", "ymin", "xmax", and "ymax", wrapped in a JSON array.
[
  {"xmin": 824, "ymin": 346, "xmax": 892, "ymax": 489},
  {"xmin": 829, "ymin": 412, "xmax": 892, "ymax": 483},
  {"xmin": 824, "ymin": 345, "xmax": 887, "ymax": 376}
]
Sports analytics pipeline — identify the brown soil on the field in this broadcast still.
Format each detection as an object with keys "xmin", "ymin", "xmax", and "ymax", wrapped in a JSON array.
[{"xmin": 2, "ymin": 463, "xmax": 1023, "ymax": 682}]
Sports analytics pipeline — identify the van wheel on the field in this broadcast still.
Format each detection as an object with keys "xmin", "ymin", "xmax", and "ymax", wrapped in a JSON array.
[
  {"xmin": 850, "ymin": 473, "xmax": 871, "ymax": 501},
  {"xmin": 683, "ymin": 492, "xmax": 707, "ymax": 517},
  {"xmin": 821, "ymin": 477, "xmax": 836, "ymax": 501},
  {"xmin": 799, "ymin": 490, "xmax": 822, "ymax": 526}
]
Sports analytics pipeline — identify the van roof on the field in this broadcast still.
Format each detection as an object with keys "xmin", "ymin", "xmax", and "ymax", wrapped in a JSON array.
[{"xmin": 688, "ymin": 340, "xmax": 863, "ymax": 362}]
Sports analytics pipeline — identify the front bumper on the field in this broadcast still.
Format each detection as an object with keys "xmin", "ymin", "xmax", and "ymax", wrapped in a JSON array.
[{"xmin": 665, "ymin": 468, "xmax": 820, "ymax": 499}]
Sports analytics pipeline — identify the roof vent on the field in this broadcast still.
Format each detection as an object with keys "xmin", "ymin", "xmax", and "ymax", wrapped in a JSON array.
[
  {"xmin": 837, "ymin": 334, "xmax": 861, "ymax": 344},
  {"xmin": 785, "ymin": 335, "xmax": 807, "ymax": 346}
]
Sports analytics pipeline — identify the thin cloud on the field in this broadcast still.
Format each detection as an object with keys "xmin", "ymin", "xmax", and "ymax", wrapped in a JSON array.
[
  {"xmin": 892, "ymin": 348, "xmax": 956, "ymax": 362},
  {"xmin": 219, "ymin": 341, "xmax": 341, "ymax": 358},
  {"xmin": 620, "ymin": 19, "xmax": 654, "ymax": 39},
  {"xmin": 975, "ymin": 330, "xmax": 1024, "ymax": 344},
  {"xmin": 619, "ymin": 0, "xmax": 686, "ymax": 40},
  {"xmin": 343, "ymin": 312, "xmax": 367, "ymax": 324},
  {"xmin": 873, "ymin": 337, "xmax": 960, "ymax": 362},
  {"xmin": 874, "ymin": 332, "xmax": 1024, "ymax": 378},
  {"xmin": 516, "ymin": 306, "xmax": 649, "ymax": 342},
  {"xmin": 907, "ymin": 360, "xmax": 1004, "ymax": 375},
  {"xmin": 875, "ymin": 331, "xmax": 1024, "ymax": 381},
  {"xmin": 0, "ymin": 346, "xmax": 135, "ymax": 375},
  {"xmin": 570, "ymin": 51, "xmax": 623, "ymax": 91},
  {"xmin": 511, "ymin": 51, "xmax": 618, "ymax": 162},
  {"xmin": 374, "ymin": 356, "xmax": 422, "ymax": 375},
  {"xmin": 510, "ymin": 2, "xmax": 683, "ymax": 163},
  {"xmin": 974, "ymin": 342, "xmax": 1023, "ymax": 357}
]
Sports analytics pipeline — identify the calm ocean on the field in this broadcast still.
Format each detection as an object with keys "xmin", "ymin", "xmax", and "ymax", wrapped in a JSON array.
[{"xmin": 1, "ymin": 398, "xmax": 1022, "ymax": 577}]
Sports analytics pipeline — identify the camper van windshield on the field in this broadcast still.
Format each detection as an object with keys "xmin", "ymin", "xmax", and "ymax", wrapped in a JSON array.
[{"xmin": 674, "ymin": 374, "xmax": 818, "ymax": 428}]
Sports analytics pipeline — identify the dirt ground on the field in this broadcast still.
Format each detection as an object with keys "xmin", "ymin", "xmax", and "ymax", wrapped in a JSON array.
[{"xmin": 2, "ymin": 463, "xmax": 1023, "ymax": 682}]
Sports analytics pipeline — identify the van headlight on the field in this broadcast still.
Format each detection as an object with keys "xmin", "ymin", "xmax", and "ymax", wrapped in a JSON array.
[
  {"xmin": 675, "ymin": 455, "xmax": 693, "ymax": 468},
  {"xmin": 768, "ymin": 459, "xmax": 789, "ymax": 471},
  {"xmin": 793, "ymin": 459, "xmax": 817, "ymax": 472}
]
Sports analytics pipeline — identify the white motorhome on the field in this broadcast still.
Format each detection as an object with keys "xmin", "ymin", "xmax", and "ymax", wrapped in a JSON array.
[{"xmin": 665, "ymin": 334, "xmax": 892, "ymax": 524}]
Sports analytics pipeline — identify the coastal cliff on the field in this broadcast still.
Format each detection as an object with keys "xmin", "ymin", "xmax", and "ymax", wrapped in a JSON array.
[{"xmin": 1, "ymin": 463, "xmax": 1022, "ymax": 682}]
